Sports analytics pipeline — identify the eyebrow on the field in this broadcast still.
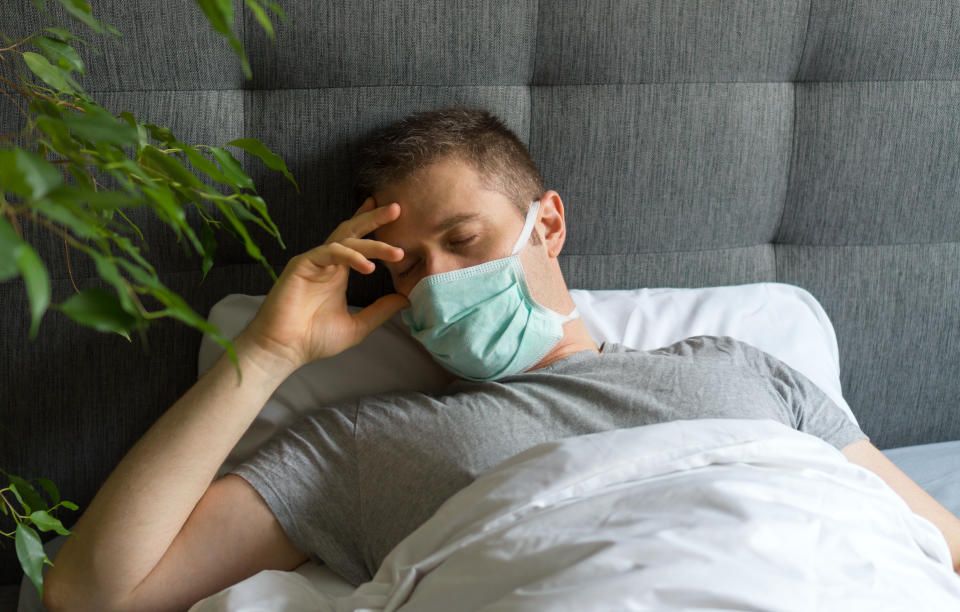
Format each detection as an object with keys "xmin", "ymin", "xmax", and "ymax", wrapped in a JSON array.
[
  {"xmin": 390, "ymin": 212, "xmax": 484, "ymax": 256},
  {"xmin": 432, "ymin": 212, "xmax": 483, "ymax": 234}
]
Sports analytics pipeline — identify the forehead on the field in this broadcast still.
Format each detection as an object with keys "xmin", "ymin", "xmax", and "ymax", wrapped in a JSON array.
[{"xmin": 371, "ymin": 158, "xmax": 516, "ymax": 243}]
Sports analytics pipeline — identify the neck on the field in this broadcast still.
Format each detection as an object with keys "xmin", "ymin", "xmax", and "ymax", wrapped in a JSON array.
[{"xmin": 528, "ymin": 318, "xmax": 600, "ymax": 371}]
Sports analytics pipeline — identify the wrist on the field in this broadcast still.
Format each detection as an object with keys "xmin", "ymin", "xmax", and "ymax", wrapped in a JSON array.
[{"xmin": 228, "ymin": 331, "xmax": 301, "ymax": 383}]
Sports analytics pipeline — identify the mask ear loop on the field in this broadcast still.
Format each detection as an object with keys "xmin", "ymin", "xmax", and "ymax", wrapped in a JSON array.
[
  {"xmin": 509, "ymin": 200, "xmax": 580, "ymax": 322},
  {"xmin": 510, "ymin": 200, "xmax": 541, "ymax": 255}
]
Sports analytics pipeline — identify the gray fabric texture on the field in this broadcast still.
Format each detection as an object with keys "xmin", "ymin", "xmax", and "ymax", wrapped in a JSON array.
[
  {"xmin": 798, "ymin": 0, "xmax": 960, "ymax": 81},
  {"xmin": 233, "ymin": 337, "xmax": 867, "ymax": 585},
  {"xmin": 776, "ymin": 243, "xmax": 960, "ymax": 448},
  {"xmin": 781, "ymin": 81, "xmax": 960, "ymax": 246},
  {"xmin": 531, "ymin": 84, "xmax": 794, "ymax": 254},
  {"xmin": 558, "ymin": 246, "xmax": 776, "ymax": 289},
  {"xmin": 244, "ymin": 1, "xmax": 538, "ymax": 88},
  {"xmin": 3, "ymin": 0, "xmax": 959, "ymax": 588},
  {"xmin": 3, "ymin": 0, "xmax": 242, "ymax": 91},
  {"xmin": 533, "ymin": 0, "xmax": 809, "ymax": 83}
]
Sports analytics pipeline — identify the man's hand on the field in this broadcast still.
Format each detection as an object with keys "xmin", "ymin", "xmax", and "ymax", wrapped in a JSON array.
[{"xmin": 241, "ymin": 197, "xmax": 408, "ymax": 370}]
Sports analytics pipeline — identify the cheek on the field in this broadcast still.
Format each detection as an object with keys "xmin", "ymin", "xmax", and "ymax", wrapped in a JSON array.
[{"xmin": 517, "ymin": 245, "xmax": 553, "ymax": 301}]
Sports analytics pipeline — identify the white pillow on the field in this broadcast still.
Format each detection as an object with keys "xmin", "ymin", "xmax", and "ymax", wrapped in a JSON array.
[{"xmin": 198, "ymin": 282, "xmax": 856, "ymax": 476}]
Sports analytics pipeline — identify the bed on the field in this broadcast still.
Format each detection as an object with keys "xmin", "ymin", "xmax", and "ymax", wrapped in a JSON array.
[{"xmin": 4, "ymin": 0, "xmax": 960, "ymax": 608}]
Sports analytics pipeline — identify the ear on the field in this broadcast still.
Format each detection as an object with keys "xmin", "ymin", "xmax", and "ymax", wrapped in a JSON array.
[{"xmin": 537, "ymin": 190, "xmax": 566, "ymax": 258}]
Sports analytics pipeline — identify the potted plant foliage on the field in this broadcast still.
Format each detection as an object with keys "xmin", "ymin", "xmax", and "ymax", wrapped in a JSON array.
[{"xmin": 0, "ymin": 0, "xmax": 292, "ymax": 598}]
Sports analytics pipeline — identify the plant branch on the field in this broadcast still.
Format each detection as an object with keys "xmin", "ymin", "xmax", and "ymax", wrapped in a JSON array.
[
  {"xmin": 63, "ymin": 231, "xmax": 80, "ymax": 294},
  {"xmin": 3, "ymin": 202, "xmax": 23, "ymax": 238},
  {"xmin": 0, "ymin": 489, "xmax": 23, "ymax": 522},
  {"xmin": 0, "ymin": 30, "xmax": 45, "ymax": 52},
  {"xmin": 20, "ymin": 210, "xmax": 170, "ymax": 321},
  {"xmin": 0, "ymin": 82, "xmax": 30, "ymax": 122}
]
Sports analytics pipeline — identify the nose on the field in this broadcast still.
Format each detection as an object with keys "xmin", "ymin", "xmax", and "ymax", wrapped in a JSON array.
[{"xmin": 422, "ymin": 249, "xmax": 461, "ymax": 277}]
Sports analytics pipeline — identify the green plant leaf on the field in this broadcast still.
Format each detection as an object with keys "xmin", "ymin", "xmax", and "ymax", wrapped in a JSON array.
[
  {"xmin": 28, "ymin": 510, "xmax": 71, "ymax": 535},
  {"xmin": 0, "ymin": 149, "xmax": 62, "ymax": 199},
  {"xmin": 181, "ymin": 144, "xmax": 232, "ymax": 186},
  {"xmin": 263, "ymin": 1, "xmax": 287, "ymax": 21},
  {"xmin": 85, "ymin": 189, "xmax": 146, "ymax": 211},
  {"xmin": 64, "ymin": 106, "xmax": 138, "ymax": 146},
  {"xmin": 226, "ymin": 138, "xmax": 298, "ymax": 191},
  {"xmin": 116, "ymin": 259, "xmax": 219, "ymax": 332},
  {"xmin": 0, "ymin": 220, "xmax": 47, "ymax": 322},
  {"xmin": 8, "ymin": 483, "xmax": 29, "ymax": 514},
  {"xmin": 22, "ymin": 51, "xmax": 75, "ymax": 94},
  {"xmin": 43, "ymin": 26, "xmax": 89, "ymax": 47},
  {"xmin": 118, "ymin": 111, "xmax": 147, "ymax": 151},
  {"xmin": 55, "ymin": 0, "xmax": 121, "ymax": 36},
  {"xmin": 0, "ymin": 216, "xmax": 21, "ymax": 281},
  {"xmin": 15, "ymin": 524, "xmax": 47, "ymax": 600},
  {"xmin": 35, "ymin": 478, "xmax": 60, "ymax": 506},
  {"xmin": 139, "ymin": 146, "xmax": 204, "ymax": 191},
  {"xmin": 90, "ymin": 253, "xmax": 138, "ymax": 317},
  {"xmin": 16, "ymin": 243, "xmax": 50, "ymax": 339},
  {"xmin": 237, "ymin": 193, "xmax": 284, "ymax": 247},
  {"xmin": 214, "ymin": 199, "xmax": 262, "ymax": 261},
  {"xmin": 35, "ymin": 115, "xmax": 77, "ymax": 153},
  {"xmin": 60, "ymin": 501, "xmax": 78, "ymax": 511},
  {"xmin": 244, "ymin": 0, "xmax": 275, "ymax": 40},
  {"xmin": 8, "ymin": 475, "xmax": 46, "ymax": 514},
  {"xmin": 60, "ymin": 288, "xmax": 138, "ymax": 334},
  {"xmin": 32, "ymin": 36, "xmax": 84, "ymax": 75},
  {"xmin": 195, "ymin": 0, "xmax": 234, "ymax": 36},
  {"xmin": 143, "ymin": 123, "xmax": 176, "ymax": 145},
  {"xmin": 33, "ymin": 197, "xmax": 97, "ymax": 239},
  {"xmin": 195, "ymin": 0, "xmax": 252, "ymax": 78},
  {"xmin": 140, "ymin": 183, "xmax": 182, "ymax": 233},
  {"xmin": 207, "ymin": 146, "xmax": 254, "ymax": 190},
  {"xmin": 200, "ymin": 223, "xmax": 216, "ymax": 280}
]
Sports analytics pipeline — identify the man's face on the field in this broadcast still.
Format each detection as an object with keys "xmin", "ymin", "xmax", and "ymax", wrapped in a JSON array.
[{"xmin": 372, "ymin": 157, "xmax": 529, "ymax": 297}]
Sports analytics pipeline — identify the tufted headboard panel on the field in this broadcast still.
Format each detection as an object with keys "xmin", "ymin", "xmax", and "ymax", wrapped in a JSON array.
[{"xmin": 2, "ymin": 0, "xmax": 959, "ymax": 587}]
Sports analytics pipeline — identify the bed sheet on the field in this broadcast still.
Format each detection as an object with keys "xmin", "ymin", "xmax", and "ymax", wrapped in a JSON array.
[
  {"xmin": 189, "ymin": 420, "xmax": 960, "ymax": 611},
  {"xmin": 19, "ymin": 439, "xmax": 960, "ymax": 611}
]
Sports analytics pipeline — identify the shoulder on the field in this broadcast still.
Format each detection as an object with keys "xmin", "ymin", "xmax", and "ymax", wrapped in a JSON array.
[{"xmin": 647, "ymin": 335, "xmax": 765, "ymax": 360}]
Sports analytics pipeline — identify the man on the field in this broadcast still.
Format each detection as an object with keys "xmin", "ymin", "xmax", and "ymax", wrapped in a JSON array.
[{"xmin": 44, "ymin": 108, "xmax": 960, "ymax": 611}]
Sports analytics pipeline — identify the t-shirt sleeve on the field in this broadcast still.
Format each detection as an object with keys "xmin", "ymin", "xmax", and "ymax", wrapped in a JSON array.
[
  {"xmin": 230, "ymin": 402, "xmax": 371, "ymax": 586},
  {"xmin": 726, "ymin": 337, "xmax": 869, "ymax": 451}
]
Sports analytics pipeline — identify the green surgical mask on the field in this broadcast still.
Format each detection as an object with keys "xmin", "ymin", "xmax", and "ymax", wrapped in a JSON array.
[{"xmin": 401, "ymin": 200, "xmax": 579, "ymax": 381}]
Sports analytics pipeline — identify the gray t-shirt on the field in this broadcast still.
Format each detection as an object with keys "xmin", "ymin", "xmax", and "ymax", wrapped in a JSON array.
[{"xmin": 232, "ymin": 336, "xmax": 867, "ymax": 585}]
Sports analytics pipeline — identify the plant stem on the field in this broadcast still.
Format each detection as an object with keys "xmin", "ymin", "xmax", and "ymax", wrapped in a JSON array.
[
  {"xmin": 0, "ymin": 82, "xmax": 30, "ymax": 121},
  {"xmin": 0, "ymin": 489, "xmax": 24, "ymax": 522},
  {"xmin": 0, "ymin": 30, "xmax": 44, "ymax": 52},
  {"xmin": 63, "ymin": 232, "xmax": 80, "ymax": 294}
]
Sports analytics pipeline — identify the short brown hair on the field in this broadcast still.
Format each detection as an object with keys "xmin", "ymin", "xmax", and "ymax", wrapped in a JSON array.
[{"xmin": 355, "ymin": 107, "xmax": 545, "ymax": 217}]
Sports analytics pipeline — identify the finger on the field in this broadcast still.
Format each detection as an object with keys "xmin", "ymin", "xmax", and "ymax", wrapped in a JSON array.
[
  {"xmin": 326, "ymin": 241, "xmax": 376, "ymax": 274},
  {"xmin": 331, "ymin": 201, "xmax": 401, "ymax": 242},
  {"xmin": 352, "ymin": 196, "xmax": 376, "ymax": 218},
  {"xmin": 287, "ymin": 242, "xmax": 371, "ymax": 278},
  {"xmin": 340, "ymin": 237, "xmax": 404, "ymax": 262},
  {"xmin": 351, "ymin": 292, "xmax": 411, "ymax": 339}
]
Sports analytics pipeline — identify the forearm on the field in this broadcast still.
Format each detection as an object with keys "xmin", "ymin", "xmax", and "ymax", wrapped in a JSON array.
[
  {"xmin": 46, "ymin": 334, "xmax": 296, "ymax": 608},
  {"xmin": 842, "ymin": 439, "xmax": 960, "ymax": 574}
]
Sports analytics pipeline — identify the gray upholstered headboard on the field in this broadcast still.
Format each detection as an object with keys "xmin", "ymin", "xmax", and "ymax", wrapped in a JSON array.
[{"xmin": 2, "ymin": 0, "xmax": 959, "ymax": 590}]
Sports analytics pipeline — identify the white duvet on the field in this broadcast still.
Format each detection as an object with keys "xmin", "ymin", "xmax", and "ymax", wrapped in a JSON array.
[{"xmin": 192, "ymin": 418, "xmax": 960, "ymax": 611}]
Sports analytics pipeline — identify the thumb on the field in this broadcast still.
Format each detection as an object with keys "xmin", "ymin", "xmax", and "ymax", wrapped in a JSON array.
[{"xmin": 351, "ymin": 293, "xmax": 411, "ymax": 339}]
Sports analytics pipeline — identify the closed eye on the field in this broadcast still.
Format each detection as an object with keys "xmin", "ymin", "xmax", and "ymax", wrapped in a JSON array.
[
  {"xmin": 449, "ymin": 235, "xmax": 477, "ymax": 248},
  {"xmin": 395, "ymin": 235, "xmax": 479, "ymax": 279}
]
